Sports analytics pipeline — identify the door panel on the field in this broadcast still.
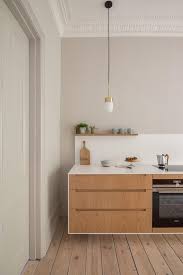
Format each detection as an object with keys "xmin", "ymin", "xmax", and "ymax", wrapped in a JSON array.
[{"xmin": 0, "ymin": 1, "xmax": 29, "ymax": 274}]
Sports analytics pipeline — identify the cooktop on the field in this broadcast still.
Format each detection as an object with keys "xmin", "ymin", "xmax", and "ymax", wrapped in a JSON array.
[{"xmin": 153, "ymin": 165, "xmax": 183, "ymax": 172}]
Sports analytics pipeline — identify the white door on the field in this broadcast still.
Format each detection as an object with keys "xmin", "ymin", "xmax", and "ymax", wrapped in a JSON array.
[{"xmin": 0, "ymin": 1, "xmax": 29, "ymax": 274}]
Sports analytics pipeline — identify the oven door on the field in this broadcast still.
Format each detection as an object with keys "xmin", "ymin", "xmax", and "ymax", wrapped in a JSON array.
[{"xmin": 153, "ymin": 189, "xmax": 183, "ymax": 227}]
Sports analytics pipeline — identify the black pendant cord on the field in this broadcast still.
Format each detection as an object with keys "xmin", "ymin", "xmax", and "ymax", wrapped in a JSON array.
[
  {"xmin": 107, "ymin": 7, "xmax": 110, "ymax": 97},
  {"xmin": 105, "ymin": 1, "xmax": 112, "ymax": 99}
]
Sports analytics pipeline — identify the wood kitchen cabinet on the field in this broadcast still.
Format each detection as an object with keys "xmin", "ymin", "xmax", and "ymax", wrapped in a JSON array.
[{"xmin": 69, "ymin": 174, "xmax": 152, "ymax": 233}]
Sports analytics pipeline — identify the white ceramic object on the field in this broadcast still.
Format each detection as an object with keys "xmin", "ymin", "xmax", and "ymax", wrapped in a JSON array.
[
  {"xmin": 101, "ymin": 160, "xmax": 113, "ymax": 167},
  {"xmin": 80, "ymin": 127, "xmax": 86, "ymax": 134},
  {"xmin": 104, "ymin": 101, "xmax": 113, "ymax": 112},
  {"xmin": 112, "ymin": 128, "xmax": 118, "ymax": 134}
]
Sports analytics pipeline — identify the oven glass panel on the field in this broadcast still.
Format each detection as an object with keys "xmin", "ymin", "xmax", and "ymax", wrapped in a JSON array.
[{"xmin": 159, "ymin": 194, "xmax": 183, "ymax": 218}]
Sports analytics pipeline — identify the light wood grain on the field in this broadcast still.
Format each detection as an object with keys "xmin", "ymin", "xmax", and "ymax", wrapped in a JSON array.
[
  {"xmin": 113, "ymin": 235, "xmax": 138, "ymax": 275},
  {"xmin": 33, "ymin": 219, "xmax": 65, "ymax": 275},
  {"xmin": 86, "ymin": 235, "xmax": 102, "ymax": 275},
  {"xmin": 176, "ymin": 234, "xmax": 183, "ymax": 245},
  {"xmin": 21, "ymin": 261, "xmax": 39, "ymax": 275},
  {"xmin": 69, "ymin": 175, "xmax": 152, "ymax": 233},
  {"xmin": 101, "ymin": 235, "xmax": 120, "ymax": 275},
  {"xmin": 51, "ymin": 226, "xmax": 74, "ymax": 275},
  {"xmin": 70, "ymin": 189, "xmax": 152, "ymax": 210},
  {"xmin": 164, "ymin": 234, "xmax": 183, "ymax": 262},
  {"xmin": 67, "ymin": 234, "xmax": 88, "ymax": 275},
  {"xmin": 70, "ymin": 209, "xmax": 152, "ymax": 233},
  {"xmin": 80, "ymin": 141, "xmax": 90, "ymax": 165},
  {"xmin": 23, "ymin": 219, "xmax": 183, "ymax": 275},
  {"xmin": 139, "ymin": 234, "xmax": 173, "ymax": 275},
  {"xmin": 126, "ymin": 235, "xmax": 155, "ymax": 275},
  {"xmin": 70, "ymin": 175, "xmax": 152, "ymax": 190},
  {"xmin": 152, "ymin": 234, "xmax": 183, "ymax": 275}
]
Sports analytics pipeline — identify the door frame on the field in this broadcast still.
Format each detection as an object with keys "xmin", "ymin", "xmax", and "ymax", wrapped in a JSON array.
[{"xmin": 4, "ymin": 0, "xmax": 45, "ymax": 259}]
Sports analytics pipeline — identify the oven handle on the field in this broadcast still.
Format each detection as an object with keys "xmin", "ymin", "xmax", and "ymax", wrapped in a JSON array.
[
  {"xmin": 153, "ymin": 188, "xmax": 183, "ymax": 193},
  {"xmin": 153, "ymin": 185, "xmax": 183, "ymax": 188}
]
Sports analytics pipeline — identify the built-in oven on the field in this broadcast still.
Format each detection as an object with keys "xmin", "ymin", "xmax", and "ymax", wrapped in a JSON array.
[{"xmin": 153, "ymin": 179, "xmax": 183, "ymax": 227}]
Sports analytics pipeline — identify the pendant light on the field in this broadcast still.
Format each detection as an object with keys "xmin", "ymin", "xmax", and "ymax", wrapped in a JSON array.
[{"xmin": 104, "ymin": 1, "xmax": 113, "ymax": 112}]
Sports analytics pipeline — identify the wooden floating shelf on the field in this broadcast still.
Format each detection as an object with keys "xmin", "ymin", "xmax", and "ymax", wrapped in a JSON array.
[{"xmin": 75, "ymin": 133, "xmax": 138, "ymax": 137}]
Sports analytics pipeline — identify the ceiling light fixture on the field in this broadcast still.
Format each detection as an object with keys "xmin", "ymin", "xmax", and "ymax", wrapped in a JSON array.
[{"xmin": 104, "ymin": 1, "xmax": 113, "ymax": 112}]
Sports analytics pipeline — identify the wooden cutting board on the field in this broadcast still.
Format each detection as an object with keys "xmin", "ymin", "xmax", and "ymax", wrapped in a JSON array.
[{"xmin": 80, "ymin": 141, "xmax": 90, "ymax": 165}]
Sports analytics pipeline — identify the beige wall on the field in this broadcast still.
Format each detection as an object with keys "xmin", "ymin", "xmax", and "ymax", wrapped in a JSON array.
[
  {"xmin": 27, "ymin": 0, "xmax": 61, "ymax": 256},
  {"xmin": 61, "ymin": 37, "xmax": 183, "ymax": 215}
]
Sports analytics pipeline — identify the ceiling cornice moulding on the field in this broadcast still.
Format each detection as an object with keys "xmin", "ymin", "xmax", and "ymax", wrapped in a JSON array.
[
  {"xmin": 52, "ymin": 0, "xmax": 183, "ymax": 37},
  {"xmin": 63, "ymin": 21, "xmax": 183, "ymax": 37}
]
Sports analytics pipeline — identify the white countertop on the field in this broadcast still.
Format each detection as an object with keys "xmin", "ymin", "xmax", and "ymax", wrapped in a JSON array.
[{"xmin": 69, "ymin": 164, "xmax": 183, "ymax": 175}]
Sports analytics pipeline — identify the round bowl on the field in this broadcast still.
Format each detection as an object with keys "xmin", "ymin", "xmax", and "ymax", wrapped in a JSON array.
[{"xmin": 101, "ymin": 160, "xmax": 113, "ymax": 167}]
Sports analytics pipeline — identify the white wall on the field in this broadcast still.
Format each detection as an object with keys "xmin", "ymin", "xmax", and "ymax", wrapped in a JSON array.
[
  {"xmin": 61, "ymin": 37, "xmax": 183, "ymax": 215},
  {"xmin": 75, "ymin": 135, "xmax": 183, "ymax": 165},
  {"xmin": 0, "ymin": 1, "xmax": 29, "ymax": 274},
  {"xmin": 27, "ymin": 0, "xmax": 61, "ymax": 256}
]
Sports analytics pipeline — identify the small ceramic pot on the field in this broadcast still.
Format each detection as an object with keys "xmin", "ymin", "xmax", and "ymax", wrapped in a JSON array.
[
  {"xmin": 127, "ymin": 128, "xmax": 132, "ymax": 134},
  {"xmin": 123, "ymin": 128, "xmax": 128, "ymax": 135},
  {"xmin": 131, "ymin": 129, "xmax": 135, "ymax": 135},
  {"xmin": 80, "ymin": 127, "xmax": 86, "ymax": 134},
  {"xmin": 112, "ymin": 128, "xmax": 118, "ymax": 135},
  {"xmin": 119, "ymin": 128, "xmax": 124, "ymax": 134}
]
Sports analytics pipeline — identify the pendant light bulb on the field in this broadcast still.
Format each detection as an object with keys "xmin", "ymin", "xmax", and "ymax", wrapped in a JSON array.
[{"xmin": 104, "ymin": 96, "xmax": 113, "ymax": 112}]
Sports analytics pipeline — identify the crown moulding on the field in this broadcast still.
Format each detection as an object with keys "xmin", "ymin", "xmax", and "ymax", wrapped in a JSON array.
[
  {"xmin": 51, "ymin": 0, "xmax": 183, "ymax": 37},
  {"xmin": 63, "ymin": 22, "xmax": 183, "ymax": 37}
]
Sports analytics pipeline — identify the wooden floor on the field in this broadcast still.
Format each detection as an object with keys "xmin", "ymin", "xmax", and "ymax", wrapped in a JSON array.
[{"xmin": 22, "ymin": 218, "xmax": 183, "ymax": 275}]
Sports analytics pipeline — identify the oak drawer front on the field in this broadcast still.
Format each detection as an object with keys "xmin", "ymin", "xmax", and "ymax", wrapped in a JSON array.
[
  {"xmin": 70, "ymin": 189, "xmax": 152, "ymax": 210},
  {"xmin": 69, "ymin": 209, "xmax": 152, "ymax": 233},
  {"xmin": 69, "ymin": 175, "xmax": 152, "ymax": 190}
]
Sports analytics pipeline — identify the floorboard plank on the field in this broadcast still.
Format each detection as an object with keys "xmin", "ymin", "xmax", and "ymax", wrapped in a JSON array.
[
  {"xmin": 164, "ymin": 234, "xmax": 183, "ymax": 263},
  {"xmin": 33, "ymin": 218, "xmax": 65, "ymax": 275},
  {"xmin": 51, "ymin": 226, "xmax": 74, "ymax": 275},
  {"xmin": 175, "ymin": 234, "xmax": 183, "ymax": 245},
  {"xmin": 23, "ymin": 218, "xmax": 183, "ymax": 275},
  {"xmin": 139, "ymin": 234, "xmax": 172, "ymax": 275},
  {"xmin": 21, "ymin": 261, "xmax": 39, "ymax": 275},
  {"xmin": 152, "ymin": 234, "xmax": 183, "ymax": 275},
  {"xmin": 126, "ymin": 235, "xmax": 155, "ymax": 275},
  {"xmin": 86, "ymin": 235, "xmax": 102, "ymax": 275},
  {"xmin": 113, "ymin": 235, "xmax": 138, "ymax": 275},
  {"xmin": 67, "ymin": 234, "xmax": 88, "ymax": 275},
  {"xmin": 100, "ymin": 235, "xmax": 120, "ymax": 275}
]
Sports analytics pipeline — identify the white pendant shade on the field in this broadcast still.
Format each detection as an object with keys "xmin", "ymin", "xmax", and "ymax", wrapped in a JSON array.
[
  {"xmin": 104, "ymin": 101, "xmax": 113, "ymax": 112},
  {"xmin": 104, "ymin": 96, "xmax": 113, "ymax": 112}
]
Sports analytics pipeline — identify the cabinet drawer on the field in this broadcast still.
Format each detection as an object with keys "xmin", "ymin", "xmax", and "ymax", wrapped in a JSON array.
[
  {"xmin": 69, "ymin": 209, "xmax": 152, "ymax": 233},
  {"xmin": 70, "ymin": 189, "xmax": 152, "ymax": 210},
  {"xmin": 69, "ymin": 175, "xmax": 152, "ymax": 190}
]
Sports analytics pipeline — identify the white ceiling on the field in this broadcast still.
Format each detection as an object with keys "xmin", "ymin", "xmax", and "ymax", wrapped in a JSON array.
[{"xmin": 50, "ymin": 0, "xmax": 183, "ymax": 37}]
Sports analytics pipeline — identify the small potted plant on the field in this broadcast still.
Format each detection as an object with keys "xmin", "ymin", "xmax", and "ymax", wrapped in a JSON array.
[{"xmin": 76, "ymin": 123, "xmax": 88, "ymax": 134}]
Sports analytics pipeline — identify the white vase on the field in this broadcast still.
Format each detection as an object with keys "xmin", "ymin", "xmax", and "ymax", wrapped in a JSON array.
[{"xmin": 80, "ymin": 127, "xmax": 86, "ymax": 134}]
